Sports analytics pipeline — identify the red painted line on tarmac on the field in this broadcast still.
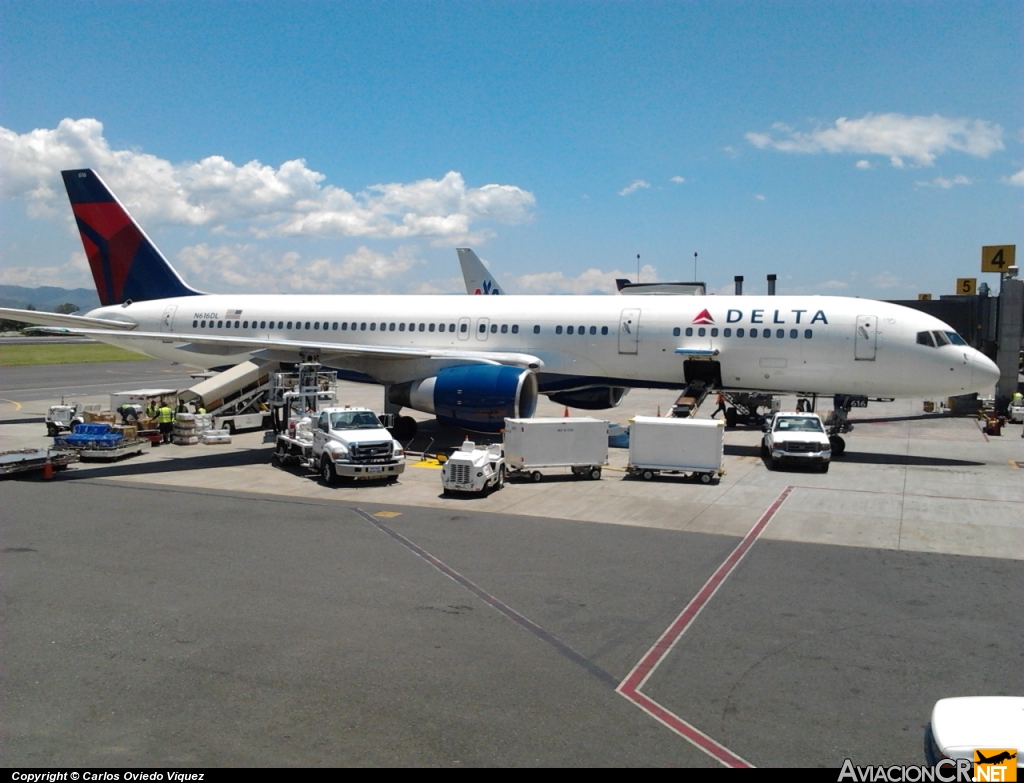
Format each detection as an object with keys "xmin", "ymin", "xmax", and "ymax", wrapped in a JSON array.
[{"xmin": 616, "ymin": 485, "xmax": 794, "ymax": 768}]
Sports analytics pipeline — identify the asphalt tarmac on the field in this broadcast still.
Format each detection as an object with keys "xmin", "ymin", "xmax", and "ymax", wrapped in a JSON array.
[
  {"xmin": 0, "ymin": 360, "xmax": 196, "ymax": 408},
  {"xmin": 2, "ymin": 360, "xmax": 1022, "ymax": 767}
]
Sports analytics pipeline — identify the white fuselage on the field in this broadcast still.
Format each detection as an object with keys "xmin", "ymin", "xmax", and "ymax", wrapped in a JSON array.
[{"xmin": 85, "ymin": 293, "xmax": 999, "ymax": 399}]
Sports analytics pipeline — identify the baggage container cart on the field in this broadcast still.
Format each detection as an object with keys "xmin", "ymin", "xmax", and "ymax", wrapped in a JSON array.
[
  {"xmin": 626, "ymin": 416, "xmax": 724, "ymax": 484},
  {"xmin": 504, "ymin": 417, "xmax": 609, "ymax": 482}
]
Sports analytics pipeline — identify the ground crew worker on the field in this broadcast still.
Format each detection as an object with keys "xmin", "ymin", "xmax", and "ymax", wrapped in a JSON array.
[
  {"xmin": 177, "ymin": 400, "xmax": 187, "ymax": 414},
  {"xmin": 158, "ymin": 401, "xmax": 174, "ymax": 443},
  {"xmin": 145, "ymin": 401, "xmax": 158, "ymax": 419},
  {"xmin": 1012, "ymin": 391, "xmax": 1022, "ymax": 407},
  {"xmin": 711, "ymin": 392, "xmax": 727, "ymax": 419},
  {"xmin": 117, "ymin": 403, "xmax": 140, "ymax": 424}
]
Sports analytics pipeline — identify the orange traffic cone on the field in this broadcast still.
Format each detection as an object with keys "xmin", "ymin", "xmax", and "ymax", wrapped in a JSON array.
[
  {"xmin": 42, "ymin": 460, "xmax": 54, "ymax": 480},
  {"xmin": 563, "ymin": 406, "xmax": 570, "ymax": 417}
]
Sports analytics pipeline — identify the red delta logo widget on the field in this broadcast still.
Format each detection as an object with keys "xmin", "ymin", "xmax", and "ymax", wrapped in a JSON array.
[{"xmin": 692, "ymin": 309, "xmax": 715, "ymax": 325}]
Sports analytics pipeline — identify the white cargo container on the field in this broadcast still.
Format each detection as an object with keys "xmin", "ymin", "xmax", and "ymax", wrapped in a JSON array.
[
  {"xmin": 626, "ymin": 416, "xmax": 724, "ymax": 484},
  {"xmin": 504, "ymin": 417, "xmax": 609, "ymax": 481}
]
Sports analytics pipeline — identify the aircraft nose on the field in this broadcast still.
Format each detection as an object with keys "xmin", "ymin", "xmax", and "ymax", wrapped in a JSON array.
[{"xmin": 971, "ymin": 350, "xmax": 1000, "ymax": 391}]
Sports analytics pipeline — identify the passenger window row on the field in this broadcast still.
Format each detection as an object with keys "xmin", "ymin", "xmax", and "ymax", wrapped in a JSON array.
[
  {"xmin": 476, "ymin": 323, "xmax": 522, "ymax": 334},
  {"xmin": 553, "ymin": 326, "xmax": 610, "ymax": 336},
  {"xmin": 674, "ymin": 326, "xmax": 814, "ymax": 339},
  {"xmin": 190, "ymin": 319, "xmax": 528, "ymax": 335}
]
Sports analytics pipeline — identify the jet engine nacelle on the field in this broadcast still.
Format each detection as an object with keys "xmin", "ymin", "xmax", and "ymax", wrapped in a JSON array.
[
  {"xmin": 389, "ymin": 365, "xmax": 538, "ymax": 432},
  {"xmin": 547, "ymin": 386, "xmax": 629, "ymax": 410}
]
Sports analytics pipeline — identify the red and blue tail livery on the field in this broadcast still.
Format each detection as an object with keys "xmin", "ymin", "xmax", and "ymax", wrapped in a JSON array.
[{"xmin": 62, "ymin": 169, "xmax": 202, "ymax": 306}]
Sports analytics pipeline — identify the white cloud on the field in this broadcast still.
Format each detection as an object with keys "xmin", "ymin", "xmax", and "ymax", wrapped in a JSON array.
[
  {"xmin": 871, "ymin": 271, "xmax": 904, "ymax": 290},
  {"xmin": 0, "ymin": 250, "xmax": 92, "ymax": 288},
  {"xmin": 745, "ymin": 113, "xmax": 1004, "ymax": 166},
  {"xmin": 762, "ymin": 278, "xmax": 850, "ymax": 296},
  {"xmin": 0, "ymin": 118, "xmax": 535, "ymax": 240},
  {"xmin": 618, "ymin": 179, "xmax": 651, "ymax": 196},
  {"xmin": 1005, "ymin": 167, "xmax": 1024, "ymax": 186},
  {"xmin": 670, "ymin": 175, "xmax": 686, "ymax": 184},
  {"xmin": 815, "ymin": 279, "xmax": 849, "ymax": 291},
  {"xmin": 753, "ymin": 194, "xmax": 766, "ymax": 201},
  {"xmin": 916, "ymin": 174, "xmax": 971, "ymax": 189},
  {"xmin": 176, "ymin": 243, "xmax": 425, "ymax": 294},
  {"xmin": 855, "ymin": 160, "xmax": 872, "ymax": 170},
  {"xmin": 513, "ymin": 264, "xmax": 659, "ymax": 294}
]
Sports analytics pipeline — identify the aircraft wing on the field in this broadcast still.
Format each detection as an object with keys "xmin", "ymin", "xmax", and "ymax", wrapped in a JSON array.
[
  {"xmin": 0, "ymin": 306, "xmax": 137, "ymax": 331},
  {"xmin": 27, "ymin": 325, "xmax": 544, "ymax": 370}
]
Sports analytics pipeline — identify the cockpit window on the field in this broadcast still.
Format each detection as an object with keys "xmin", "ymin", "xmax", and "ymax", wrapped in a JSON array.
[
  {"xmin": 944, "ymin": 331, "xmax": 967, "ymax": 346},
  {"xmin": 916, "ymin": 331, "xmax": 936, "ymax": 348},
  {"xmin": 932, "ymin": 331, "xmax": 950, "ymax": 346}
]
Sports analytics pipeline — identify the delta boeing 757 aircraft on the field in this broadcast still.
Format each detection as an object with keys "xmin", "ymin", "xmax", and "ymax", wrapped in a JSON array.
[{"xmin": 0, "ymin": 169, "xmax": 999, "ymax": 440}]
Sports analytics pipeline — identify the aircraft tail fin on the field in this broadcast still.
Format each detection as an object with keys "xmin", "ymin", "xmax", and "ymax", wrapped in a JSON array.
[
  {"xmin": 457, "ymin": 247, "xmax": 504, "ymax": 295},
  {"xmin": 62, "ymin": 169, "xmax": 202, "ymax": 306}
]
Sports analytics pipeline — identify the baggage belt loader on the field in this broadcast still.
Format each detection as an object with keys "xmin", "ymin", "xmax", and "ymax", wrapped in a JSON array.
[
  {"xmin": 626, "ymin": 416, "xmax": 725, "ymax": 484},
  {"xmin": 503, "ymin": 416, "xmax": 609, "ymax": 482}
]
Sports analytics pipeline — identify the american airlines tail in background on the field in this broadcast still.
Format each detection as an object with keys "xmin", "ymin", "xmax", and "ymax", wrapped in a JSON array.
[{"xmin": 458, "ymin": 248, "xmax": 504, "ymax": 295}]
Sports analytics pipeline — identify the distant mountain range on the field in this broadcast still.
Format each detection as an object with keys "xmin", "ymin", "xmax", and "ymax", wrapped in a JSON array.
[{"xmin": 0, "ymin": 285, "xmax": 101, "ymax": 312}]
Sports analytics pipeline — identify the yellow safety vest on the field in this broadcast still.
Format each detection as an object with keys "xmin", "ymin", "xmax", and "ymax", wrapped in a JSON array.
[{"xmin": 158, "ymin": 406, "xmax": 174, "ymax": 424}]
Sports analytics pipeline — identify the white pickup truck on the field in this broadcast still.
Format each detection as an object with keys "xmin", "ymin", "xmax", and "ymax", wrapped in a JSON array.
[
  {"xmin": 273, "ymin": 406, "xmax": 405, "ymax": 484},
  {"xmin": 761, "ymin": 411, "xmax": 831, "ymax": 472}
]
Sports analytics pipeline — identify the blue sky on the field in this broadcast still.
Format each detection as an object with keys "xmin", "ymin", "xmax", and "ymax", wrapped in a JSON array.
[{"xmin": 1, "ymin": 1, "xmax": 1021, "ymax": 301}]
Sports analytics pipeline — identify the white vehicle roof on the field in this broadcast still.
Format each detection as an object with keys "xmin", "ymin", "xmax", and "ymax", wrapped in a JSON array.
[{"xmin": 931, "ymin": 697, "xmax": 1024, "ymax": 762}]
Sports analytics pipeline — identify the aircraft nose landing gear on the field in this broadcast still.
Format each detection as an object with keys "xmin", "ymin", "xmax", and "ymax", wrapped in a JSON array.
[{"xmin": 825, "ymin": 394, "xmax": 862, "ymax": 457}]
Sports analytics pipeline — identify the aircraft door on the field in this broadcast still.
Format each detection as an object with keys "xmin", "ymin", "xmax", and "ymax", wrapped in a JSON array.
[
  {"xmin": 457, "ymin": 317, "xmax": 470, "ymax": 341},
  {"xmin": 618, "ymin": 308, "xmax": 641, "ymax": 354},
  {"xmin": 475, "ymin": 317, "xmax": 490, "ymax": 341},
  {"xmin": 855, "ymin": 315, "xmax": 877, "ymax": 361},
  {"xmin": 161, "ymin": 305, "xmax": 177, "ymax": 333}
]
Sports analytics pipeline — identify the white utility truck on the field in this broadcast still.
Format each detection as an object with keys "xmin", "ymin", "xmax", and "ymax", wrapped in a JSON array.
[
  {"xmin": 626, "ymin": 416, "xmax": 725, "ymax": 483},
  {"xmin": 441, "ymin": 440, "xmax": 505, "ymax": 495},
  {"xmin": 274, "ymin": 406, "xmax": 406, "ymax": 484},
  {"xmin": 270, "ymin": 362, "xmax": 404, "ymax": 485},
  {"xmin": 503, "ymin": 416, "xmax": 608, "ymax": 481}
]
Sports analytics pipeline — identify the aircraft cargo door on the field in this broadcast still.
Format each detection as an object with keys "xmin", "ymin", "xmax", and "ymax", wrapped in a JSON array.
[
  {"xmin": 618, "ymin": 309, "xmax": 640, "ymax": 354},
  {"xmin": 855, "ymin": 315, "xmax": 877, "ymax": 360}
]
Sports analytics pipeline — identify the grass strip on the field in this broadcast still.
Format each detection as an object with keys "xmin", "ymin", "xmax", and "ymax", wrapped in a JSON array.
[{"xmin": 0, "ymin": 343, "xmax": 150, "ymax": 366}]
